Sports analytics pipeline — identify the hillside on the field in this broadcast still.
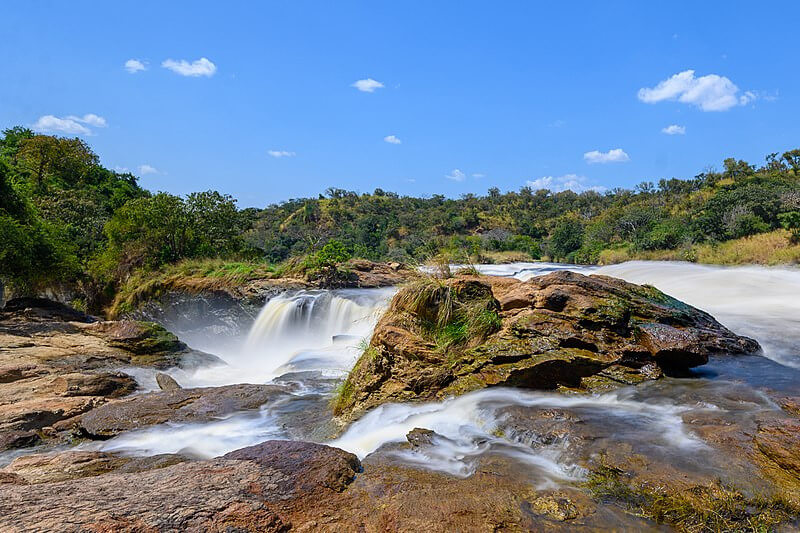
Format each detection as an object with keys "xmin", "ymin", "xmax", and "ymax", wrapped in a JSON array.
[{"xmin": 1, "ymin": 126, "xmax": 799, "ymax": 313}]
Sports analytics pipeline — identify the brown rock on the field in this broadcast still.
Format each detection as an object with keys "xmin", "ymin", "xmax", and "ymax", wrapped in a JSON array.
[
  {"xmin": 335, "ymin": 271, "xmax": 759, "ymax": 420},
  {"xmin": 78, "ymin": 384, "xmax": 288, "ymax": 438},
  {"xmin": 1, "ymin": 451, "xmax": 186, "ymax": 484},
  {"xmin": 155, "ymin": 372, "xmax": 182, "ymax": 391},
  {"xmin": 49, "ymin": 372, "xmax": 137, "ymax": 398},
  {"xmin": 0, "ymin": 440, "xmax": 356, "ymax": 531}
]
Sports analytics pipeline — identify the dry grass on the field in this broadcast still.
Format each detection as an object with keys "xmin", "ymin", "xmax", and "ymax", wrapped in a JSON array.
[
  {"xmin": 586, "ymin": 465, "xmax": 800, "ymax": 532},
  {"xmin": 480, "ymin": 251, "xmax": 536, "ymax": 264},
  {"xmin": 391, "ymin": 275, "xmax": 501, "ymax": 350},
  {"xmin": 108, "ymin": 258, "xmax": 277, "ymax": 317},
  {"xmin": 598, "ymin": 230, "xmax": 800, "ymax": 267}
]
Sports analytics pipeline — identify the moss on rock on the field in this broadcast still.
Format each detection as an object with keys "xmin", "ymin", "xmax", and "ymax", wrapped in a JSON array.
[{"xmin": 335, "ymin": 270, "xmax": 760, "ymax": 421}]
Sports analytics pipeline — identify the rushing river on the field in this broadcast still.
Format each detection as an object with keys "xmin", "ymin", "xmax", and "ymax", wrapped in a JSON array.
[{"xmin": 94, "ymin": 261, "xmax": 800, "ymax": 484}]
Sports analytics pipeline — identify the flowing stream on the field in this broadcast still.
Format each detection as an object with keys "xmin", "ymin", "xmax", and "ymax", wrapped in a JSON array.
[{"xmin": 96, "ymin": 261, "xmax": 800, "ymax": 484}]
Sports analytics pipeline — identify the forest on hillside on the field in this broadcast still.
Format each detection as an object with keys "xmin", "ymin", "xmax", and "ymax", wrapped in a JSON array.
[{"xmin": 1, "ymin": 126, "xmax": 799, "ymax": 311}]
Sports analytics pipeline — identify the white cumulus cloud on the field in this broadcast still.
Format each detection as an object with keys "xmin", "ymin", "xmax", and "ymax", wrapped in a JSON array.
[
  {"xmin": 138, "ymin": 164, "xmax": 159, "ymax": 175},
  {"xmin": 351, "ymin": 78, "xmax": 384, "ymax": 93},
  {"xmin": 162, "ymin": 57, "xmax": 217, "ymax": 77},
  {"xmin": 383, "ymin": 135, "xmax": 402, "ymax": 144},
  {"xmin": 124, "ymin": 59, "xmax": 147, "ymax": 73},
  {"xmin": 267, "ymin": 150, "xmax": 296, "ymax": 158},
  {"xmin": 661, "ymin": 124, "xmax": 686, "ymax": 135},
  {"xmin": 32, "ymin": 114, "xmax": 108, "ymax": 135},
  {"xmin": 69, "ymin": 113, "xmax": 107, "ymax": 127},
  {"xmin": 526, "ymin": 174, "xmax": 606, "ymax": 193},
  {"xmin": 638, "ymin": 70, "xmax": 754, "ymax": 111},
  {"xmin": 445, "ymin": 169, "xmax": 466, "ymax": 182},
  {"xmin": 583, "ymin": 148, "xmax": 630, "ymax": 164}
]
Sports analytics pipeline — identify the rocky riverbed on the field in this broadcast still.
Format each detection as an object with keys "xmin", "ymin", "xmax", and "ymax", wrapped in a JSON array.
[{"xmin": 1, "ymin": 263, "xmax": 800, "ymax": 531}]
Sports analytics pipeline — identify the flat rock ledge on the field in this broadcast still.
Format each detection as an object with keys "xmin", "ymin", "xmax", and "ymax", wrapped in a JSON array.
[
  {"xmin": 335, "ymin": 270, "xmax": 760, "ymax": 420},
  {"xmin": 0, "ymin": 298, "xmax": 221, "ymax": 452}
]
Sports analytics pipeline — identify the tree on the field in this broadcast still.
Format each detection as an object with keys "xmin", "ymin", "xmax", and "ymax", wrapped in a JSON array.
[
  {"xmin": 548, "ymin": 217, "xmax": 584, "ymax": 260},
  {"xmin": 779, "ymin": 211, "xmax": 800, "ymax": 244},
  {"xmin": 17, "ymin": 135, "xmax": 98, "ymax": 189},
  {"xmin": 186, "ymin": 191, "xmax": 243, "ymax": 256}
]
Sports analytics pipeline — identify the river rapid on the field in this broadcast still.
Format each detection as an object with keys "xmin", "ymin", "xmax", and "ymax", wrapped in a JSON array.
[{"xmin": 91, "ymin": 261, "xmax": 800, "ymax": 486}]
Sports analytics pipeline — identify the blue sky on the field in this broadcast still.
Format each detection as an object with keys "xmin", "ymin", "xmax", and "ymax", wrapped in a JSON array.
[{"xmin": 2, "ymin": 1, "xmax": 797, "ymax": 207}]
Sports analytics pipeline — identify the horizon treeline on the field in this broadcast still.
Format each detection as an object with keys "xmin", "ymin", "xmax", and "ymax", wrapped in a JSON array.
[{"xmin": 1, "ymin": 125, "xmax": 799, "ymax": 310}]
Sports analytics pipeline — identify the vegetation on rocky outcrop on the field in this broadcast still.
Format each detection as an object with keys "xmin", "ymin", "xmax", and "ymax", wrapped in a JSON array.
[{"xmin": 334, "ymin": 270, "xmax": 759, "ymax": 419}]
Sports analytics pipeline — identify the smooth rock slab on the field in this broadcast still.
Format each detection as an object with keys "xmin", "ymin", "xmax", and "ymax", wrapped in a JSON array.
[{"xmin": 77, "ymin": 383, "xmax": 289, "ymax": 438}]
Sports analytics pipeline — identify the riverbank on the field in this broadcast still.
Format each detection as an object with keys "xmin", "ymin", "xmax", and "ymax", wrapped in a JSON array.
[{"xmin": 597, "ymin": 229, "xmax": 800, "ymax": 267}]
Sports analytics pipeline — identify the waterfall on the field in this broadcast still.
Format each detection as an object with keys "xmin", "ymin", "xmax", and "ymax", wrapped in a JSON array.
[{"xmin": 168, "ymin": 288, "xmax": 394, "ymax": 387}]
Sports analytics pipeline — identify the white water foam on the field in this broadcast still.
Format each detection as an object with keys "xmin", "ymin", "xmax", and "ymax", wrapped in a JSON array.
[
  {"xmin": 154, "ymin": 288, "xmax": 394, "ymax": 387},
  {"xmin": 329, "ymin": 387, "xmax": 701, "ymax": 480}
]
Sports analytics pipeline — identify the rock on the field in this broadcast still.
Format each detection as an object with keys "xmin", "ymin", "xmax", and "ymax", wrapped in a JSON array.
[
  {"xmin": 0, "ymin": 364, "xmax": 44, "ymax": 384},
  {"xmin": 1, "ymin": 297, "xmax": 93, "ymax": 323},
  {"xmin": 0, "ymin": 430, "xmax": 40, "ymax": 450},
  {"xmin": 1, "ymin": 451, "xmax": 186, "ymax": 484},
  {"xmin": 0, "ymin": 440, "xmax": 358, "ymax": 531},
  {"xmin": 155, "ymin": 372, "xmax": 182, "ymax": 391},
  {"xmin": 0, "ymin": 305, "xmax": 216, "ymax": 451},
  {"xmin": 335, "ymin": 271, "xmax": 760, "ymax": 420},
  {"xmin": 49, "ymin": 371, "xmax": 137, "ymax": 398},
  {"xmin": 77, "ymin": 384, "xmax": 289, "ymax": 438},
  {"xmin": 406, "ymin": 427, "xmax": 437, "ymax": 447},
  {"xmin": 223, "ymin": 440, "xmax": 361, "ymax": 493},
  {"xmin": 85, "ymin": 320, "xmax": 186, "ymax": 357},
  {"xmin": 1, "ymin": 396, "xmax": 103, "ymax": 433},
  {"xmin": 343, "ymin": 259, "xmax": 415, "ymax": 288}
]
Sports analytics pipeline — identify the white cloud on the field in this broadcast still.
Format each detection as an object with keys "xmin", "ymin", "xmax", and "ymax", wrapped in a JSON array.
[
  {"xmin": 138, "ymin": 164, "xmax": 159, "ymax": 175},
  {"xmin": 32, "ymin": 113, "xmax": 108, "ymax": 135},
  {"xmin": 445, "ymin": 169, "xmax": 466, "ymax": 182},
  {"xmin": 267, "ymin": 150, "xmax": 296, "ymax": 158},
  {"xmin": 114, "ymin": 166, "xmax": 130, "ymax": 173},
  {"xmin": 69, "ymin": 113, "xmax": 107, "ymax": 127},
  {"xmin": 124, "ymin": 59, "xmax": 147, "ymax": 73},
  {"xmin": 162, "ymin": 57, "xmax": 217, "ymax": 77},
  {"xmin": 637, "ymin": 69, "xmax": 754, "ymax": 111},
  {"xmin": 384, "ymin": 135, "xmax": 402, "ymax": 145},
  {"xmin": 351, "ymin": 78, "xmax": 384, "ymax": 93},
  {"xmin": 472, "ymin": 173, "xmax": 485, "ymax": 178},
  {"xmin": 661, "ymin": 124, "xmax": 686, "ymax": 135},
  {"xmin": 740, "ymin": 90, "xmax": 756, "ymax": 105},
  {"xmin": 583, "ymin": 148, "xmax": 630, "ymax": 164},
  {"xmin": 526, "ymin": 174, "xmax": 606, "ymax": 193}
]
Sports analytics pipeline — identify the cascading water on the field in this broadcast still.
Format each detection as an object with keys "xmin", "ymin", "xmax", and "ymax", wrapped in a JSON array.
[
  {"xmin": 96, "ymin": 261, "xmax": 800, "ymax": 485},
  {"xmin": 156, "ymin": 287, "xmax": 394, "ymax": 388}
]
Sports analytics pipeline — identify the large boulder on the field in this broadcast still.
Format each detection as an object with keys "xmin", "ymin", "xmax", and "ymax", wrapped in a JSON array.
[
  {"xmin": 0, "ymin": 440, "xmax": 360, "ymax": 531},
  {"xmin": 334, "ymin": 271, "xmax": 760, "ymax": 419}
]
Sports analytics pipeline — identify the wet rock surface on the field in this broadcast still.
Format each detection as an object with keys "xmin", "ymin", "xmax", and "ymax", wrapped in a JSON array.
[
  {"xmin": 0, "ymin": 299, "xmax": 220, "ymax": 451},
  {"xmin": 0, "ymin": 440, "xmax": 358, "ymax": 532},
  {"xmin": 336, "ymin": 271, "xmax": 760, "ymax": 420},
  {"xmin": 77, "ymin": 383, "xmax": 289, "ymax": 438}
]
